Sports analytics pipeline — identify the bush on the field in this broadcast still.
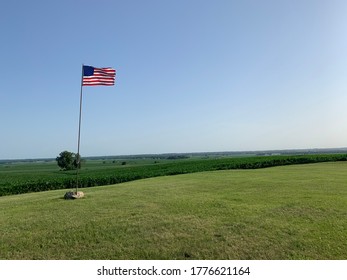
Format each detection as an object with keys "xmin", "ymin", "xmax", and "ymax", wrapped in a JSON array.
[{"xmin": 56, "ymin": 151, "xmax": 80, "ymax": 171}]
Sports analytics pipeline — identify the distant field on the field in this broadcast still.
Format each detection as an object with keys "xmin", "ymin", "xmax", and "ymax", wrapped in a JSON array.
[
  {"xmin": 0, "ymin": 162, "xmax": 346, "ymax": 259},
  {"xmin": 1, "ymin": 154, "xmax": 346, "ymax": 196}
]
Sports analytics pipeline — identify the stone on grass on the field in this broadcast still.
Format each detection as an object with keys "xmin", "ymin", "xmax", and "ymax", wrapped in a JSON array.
[{"xmin": 64, "ymin": 191, "xmax": 85, "ymax": 199}]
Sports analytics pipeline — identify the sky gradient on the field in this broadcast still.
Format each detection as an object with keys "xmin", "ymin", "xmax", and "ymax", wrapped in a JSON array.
[{"xmin": 1, "ymin": 0, "xmax": 347, "ymax": 159}]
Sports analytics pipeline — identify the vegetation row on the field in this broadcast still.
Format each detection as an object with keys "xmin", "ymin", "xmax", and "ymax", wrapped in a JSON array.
[{"xmin": 1, "ymin": 154, "xmax": 347, "ymax": 196}]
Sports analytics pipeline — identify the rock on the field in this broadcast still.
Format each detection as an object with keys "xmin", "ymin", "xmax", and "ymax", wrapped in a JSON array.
[{"xmin": 64, "ymin": 191, "xmax": 85, "ymax": 199}]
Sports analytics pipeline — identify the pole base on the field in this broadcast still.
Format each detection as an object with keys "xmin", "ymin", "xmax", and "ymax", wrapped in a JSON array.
[{"xmin": 64, "ymin": 191, "xmax": 85, "ymax": 199}]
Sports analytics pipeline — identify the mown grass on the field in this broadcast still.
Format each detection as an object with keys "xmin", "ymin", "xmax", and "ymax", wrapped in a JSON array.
[{"xmin": 0, "ymin": 162, "xmax": 346, "ymax": 260}]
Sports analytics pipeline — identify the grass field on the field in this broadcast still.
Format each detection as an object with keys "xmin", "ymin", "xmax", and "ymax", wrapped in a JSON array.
[{"xmin": 1, "ymin": 162, "xmax": 346, "ymax": 260}]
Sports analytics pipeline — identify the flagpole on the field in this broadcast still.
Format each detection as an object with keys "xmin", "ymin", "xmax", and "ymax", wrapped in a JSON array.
[{"xmin": 76, "ymin": 64, "xmax": 84, "ymax": 193}]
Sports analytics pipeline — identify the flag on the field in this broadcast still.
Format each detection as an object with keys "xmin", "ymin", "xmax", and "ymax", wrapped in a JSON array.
[{"xmin": 82, "ymin": 65, "xmax": 116, "ymax": 86}]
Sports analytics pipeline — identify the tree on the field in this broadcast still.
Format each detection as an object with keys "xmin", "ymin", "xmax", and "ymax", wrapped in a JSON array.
[{"xmin": 56, "ymin": 151, "xmax": 80, "ymax": 171}]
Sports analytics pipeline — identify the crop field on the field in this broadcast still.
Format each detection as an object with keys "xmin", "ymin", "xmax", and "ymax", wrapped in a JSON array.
[
  {"xmin": 0, "ymin": 161, "xmax": 346, "ymax": 259},
  {"xmin": 1, "ymin": 154, "xmax": 346, "ymax": 196}
]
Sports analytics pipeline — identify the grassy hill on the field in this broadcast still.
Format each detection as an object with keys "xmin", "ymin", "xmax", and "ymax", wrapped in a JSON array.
[{"xmin": 1, "ymin": 162, "xmax": 346, "ymax": 259}]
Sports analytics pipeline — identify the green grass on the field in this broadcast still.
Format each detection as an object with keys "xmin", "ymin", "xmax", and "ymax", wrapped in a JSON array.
[{"xmin": 1, "ymin": 162, "xmax": 346, "ymax": 259}]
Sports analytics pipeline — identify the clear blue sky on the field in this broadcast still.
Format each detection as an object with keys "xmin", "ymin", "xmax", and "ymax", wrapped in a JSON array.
[{"xmin": 1, "ymin": 0, "xmax": 347, "ymax": 159}]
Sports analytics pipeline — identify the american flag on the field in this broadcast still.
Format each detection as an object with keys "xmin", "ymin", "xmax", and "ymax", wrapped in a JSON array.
[{"xmin": 82, "ymin": 65, "xmax": 116, "ymax": 86}]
